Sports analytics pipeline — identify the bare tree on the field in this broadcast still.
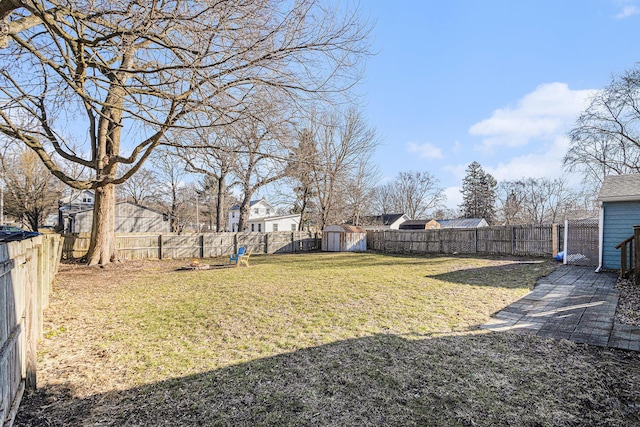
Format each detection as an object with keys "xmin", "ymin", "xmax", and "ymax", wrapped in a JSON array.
[
  {"xmin": 169, "ymin": 113, "xmax": 240, "ymax": 233},
  {"xmin": 230, "ymin": 109, "xmax": 293, "ymax": 232},
  {"xmin": 303, "ymin": 108, "xmax": 380, "ymax": 230},
  {"xmin": 497, "ymin": 178, "xmax": 577, "ymax": 225},
  {"xmin": 565, "ymin": 66, "xmax": 640, "ymax": 184},
  {"xmin": 151, "ymin": 150, "xmax": 192, "ymax": 232},
  {"xmin": 375, "ymin": 171, "xmax": 445, "ymax": 219},
  {"xmin": 117, "ymin": 167, "xmax": 160, "ymax": 205},
  {"xmin": 0, "ymin": 145, "xmax": 63, "ymax": 230},
  {"xmin": 0, "ymin": 0, "xmax": 370, "ymax": 264}
]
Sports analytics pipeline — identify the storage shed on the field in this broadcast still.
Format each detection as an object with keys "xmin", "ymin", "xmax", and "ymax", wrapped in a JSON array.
[
  {"xmin": 322, "ymin": 225, "xmax": 367, "ymax": 252},
  {"xmin": 597, "ymin": 174, "xmax": 640, "ymax": 270}
]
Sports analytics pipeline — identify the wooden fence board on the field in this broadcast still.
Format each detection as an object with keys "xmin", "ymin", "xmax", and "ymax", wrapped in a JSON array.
[
  {"xmin": 366, "ymin": 225, "xmax": 563, "ymax": 258},
  {"xmin": 61, "ymin": 231, "xmax": 321, "ymax": 261},
  {"xmin": 1, "ymin": 235, "xmax": 60, "ymax": 427}
]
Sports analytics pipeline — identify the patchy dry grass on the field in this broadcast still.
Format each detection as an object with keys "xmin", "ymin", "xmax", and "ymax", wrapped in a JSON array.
[{"xmin": 16, "ymin": 253, "xmax": 640, "ymax": 426}]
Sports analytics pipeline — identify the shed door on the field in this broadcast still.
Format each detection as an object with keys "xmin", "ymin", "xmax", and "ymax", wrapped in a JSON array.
[{"xmin": 327, "ymin": 232, "xmax": 341, "ymax": 252}]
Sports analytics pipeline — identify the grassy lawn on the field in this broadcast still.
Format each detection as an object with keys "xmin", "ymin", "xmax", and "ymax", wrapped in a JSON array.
[{"xmin": 17, "ymin": 252, "xmax": 640, "ymax": 426}]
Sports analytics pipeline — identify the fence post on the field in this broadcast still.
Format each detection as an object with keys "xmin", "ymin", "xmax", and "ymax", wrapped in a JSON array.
[
  {"xmin": 200, "ymin": 234, "xmax": 204, "ymax": 259},
  {"xmin": 158, "ymin": 235, "xmax": 163, "ymax": 260},
  {"xmin": 634, "ymin": 225, "xmax": 640, "ymax": 283},
  {"xmin": 552, "ymin": 223, "xmax": 558, "ymax": 257},
  {"xmin": 234, "ymin": 233, "xmax": 238, "ymax": 255}
]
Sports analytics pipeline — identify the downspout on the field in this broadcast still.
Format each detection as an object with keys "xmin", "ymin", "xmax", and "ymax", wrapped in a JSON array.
[{"xmin": 595, "ymin": 201, "xmax": 604, "ymax": 273}]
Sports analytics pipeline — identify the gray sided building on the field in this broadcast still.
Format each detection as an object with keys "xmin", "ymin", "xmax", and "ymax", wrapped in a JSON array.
[{"xmin": 597, "ymin": 174, "xmax": 640, "ymax": 270}]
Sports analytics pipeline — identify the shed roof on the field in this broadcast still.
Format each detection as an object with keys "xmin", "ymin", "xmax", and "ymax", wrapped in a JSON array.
[
  {"xmin": 398, "ymin": 219, "xmax": 438, "ymax": 230},
  {"xmin": 437, "ymin": 218, "xmax": 487, "ymax": 228},
  {"xmin": 597, "ymin": 174, "xmax": 640, "ymax": 202},
  {"xmin": 323, "ymin": 224, "xmax": 366, "ymax": 233}
]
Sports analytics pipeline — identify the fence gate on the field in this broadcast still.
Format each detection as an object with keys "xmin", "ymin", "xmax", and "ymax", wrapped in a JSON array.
[{"xmin": 564, "ymin": 219, "xmax": 599, "ymax": 266}]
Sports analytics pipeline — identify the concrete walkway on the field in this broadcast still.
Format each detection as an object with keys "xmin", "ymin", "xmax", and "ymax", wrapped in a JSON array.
[{"xmin": 482, "ymin": 265, "xmax": 640, "ymax": 351}]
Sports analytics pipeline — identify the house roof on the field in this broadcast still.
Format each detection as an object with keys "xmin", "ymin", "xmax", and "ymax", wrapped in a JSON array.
[
  {"xmin": 380, "ymin": 213, "xmax": 408, "ymax": 225},
  {"xmin": 597, "ymin": 174, "xmax": 640, "ymax": 202},
  {"xmin": 70, "ymin": 201, "xmax": 167, "ymax": 217},
  {"xmin": 351, "ymin": 213, "xmax": 408, "ymax": 226},
  {"xmin": 437, "ymin": 218, "xmax": 487, "ymax": 228},
  {"xmin": 249, "ymin": 213, "xmax": 301, "ymax": 223},
  {"xmin": 398, "ymin": 219, "xmax": 437, "ymax": 229},
  {"xmin": 230, "ymin": 198, "xmax": 273, "ymax": 211}
]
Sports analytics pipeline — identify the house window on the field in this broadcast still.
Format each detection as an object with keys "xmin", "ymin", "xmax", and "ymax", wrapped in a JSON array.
[
  {"xmin": 266, "ymin": 209, "xmax": 271, "ymax": 215},
  {"xmin": 254, "ymin": 208, "xmax": 259, "ymax": 215},
  {"xmin": 273, "ymin": 224, "xmax": 278, "ymax": 232},
  {"xmin": 251, "ymin": 224, "xmax": 255, "ymax": 232},
  {"xmin": 291, "ymin": 224, "xmax": 297, "ymax": 231},
  {"xmin": 258, "ymin": 223, "xmax": 262, "ymax": 232}
]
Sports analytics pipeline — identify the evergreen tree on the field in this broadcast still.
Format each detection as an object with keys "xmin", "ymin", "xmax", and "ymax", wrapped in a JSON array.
[{"xmin": 460, "ymin": 161, "xmax": 497, "ymax": 224}]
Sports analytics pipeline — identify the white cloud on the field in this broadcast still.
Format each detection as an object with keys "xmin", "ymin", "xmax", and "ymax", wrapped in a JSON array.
[
  {"xmin": 469, "ymin": 83, "xmax": 596, "ymax": 149},
  {"xmin": 407, "ymin": 142, "xmax": 444, "ymax": 159},
  {"xmin": 616, "ymin": 5, "xmax": 639, "ymax": 18},
  {"xmin": 444, "ymin": 186, "xmax": 462, "ymax": 210},
  {"xmin": 483, "ymin": 136, "xmax": 583, "ymax": 185}
]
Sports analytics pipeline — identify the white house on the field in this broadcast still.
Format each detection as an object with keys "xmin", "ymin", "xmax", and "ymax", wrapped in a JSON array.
[
  {"xmin": 58, "ymin": 189, "xmax": 96, "ymax": 231},
  {"xmin": 228, "ymin": 198, "xmax": 301, "ymax": 232}
]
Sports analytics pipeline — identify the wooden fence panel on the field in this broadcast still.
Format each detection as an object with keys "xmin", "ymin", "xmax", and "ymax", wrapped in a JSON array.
[
  {"xmin": 1, "ymin": 235, "xmax": 60, "ymax": 427},
  {"xmin": 440, "ymin": 229, "xmax": 476, "ymax": 254},
  {"xmin": 366, "ymin": 224, "xmax": 561, "ymax": 258},
  {"xmin": 477, "ymin": 227, "xmax": 512, "ymax": 254},
  {"xmin": 62, "ymin": 232, "xmax": 321, "ymax": 261},
  {"xmin": 203, "ymin": 233, "xmax": 235, "ymax": 258},
  {"xmin": 513, "ymin": 225, "xmax": 553, "ymax": 256}
]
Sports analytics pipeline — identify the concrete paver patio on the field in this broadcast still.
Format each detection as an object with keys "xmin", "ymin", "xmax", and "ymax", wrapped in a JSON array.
[{"xmin": 482, "ymin": 265, "xmax": 640, "ymax": 351}]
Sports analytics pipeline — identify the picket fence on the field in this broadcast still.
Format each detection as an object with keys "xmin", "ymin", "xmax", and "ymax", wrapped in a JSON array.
[{"xmin": 1, "ymin": 235, "xmax": 61, "ymax": 427}]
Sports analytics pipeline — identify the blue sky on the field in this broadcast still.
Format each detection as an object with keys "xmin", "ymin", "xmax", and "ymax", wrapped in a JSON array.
[{"xmin": 361, "ymin": 0, "xmax": 640, "ymax": 208}]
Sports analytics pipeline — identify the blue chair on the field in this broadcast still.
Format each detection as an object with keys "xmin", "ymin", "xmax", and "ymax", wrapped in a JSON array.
[{"xmin": 229, "ymin": 246, "xmax": 246, "ymax": 266}]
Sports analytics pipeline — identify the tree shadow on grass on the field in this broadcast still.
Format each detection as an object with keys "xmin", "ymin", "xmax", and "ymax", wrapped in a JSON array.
[
  {"xmin": 427, "ymin": 260, "xmax": 556, "ymax": 289},
  {"xmin": 17, "ymin": 332, "xmax": 639, "ymax": 427},
  {"xmin": 274, "ymin": 251, "xmax": 488, "ymax": 270}
]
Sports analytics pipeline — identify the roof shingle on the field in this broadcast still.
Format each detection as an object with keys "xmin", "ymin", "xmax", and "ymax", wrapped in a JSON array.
[{"xmin": 597, "ymin": 174, "xmax": 640, "ymax": 202}]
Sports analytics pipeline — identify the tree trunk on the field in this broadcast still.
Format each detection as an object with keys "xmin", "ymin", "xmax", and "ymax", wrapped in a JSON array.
[
  {"xmin": 216, "ymin": 173, "xmax": 226, "ymax": 232},
  {"xmin": 85, "ymin": 183, "xmax": 117, "ymax": 265},
  {"xmin": 237, "ymin": 191, "xmax": 253, "ymax": 232}
]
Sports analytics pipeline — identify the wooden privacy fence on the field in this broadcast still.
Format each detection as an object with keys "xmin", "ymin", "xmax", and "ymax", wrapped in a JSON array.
[
  {"xmin": 367, "ymin": 224, "xmax": 563, "ymax": 257},
  {"xmin": 61, "ymin": 231, "xmax": 321, "ymax": 260},
  {"xmin": 1, "ymin": 235, "xmax": 61, "ymax": 427}
]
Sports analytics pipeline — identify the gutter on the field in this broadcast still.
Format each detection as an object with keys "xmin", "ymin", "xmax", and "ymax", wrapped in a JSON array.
[{"xmin": 595, "ymin": 201, "xmax": 604, "ymax": 273}]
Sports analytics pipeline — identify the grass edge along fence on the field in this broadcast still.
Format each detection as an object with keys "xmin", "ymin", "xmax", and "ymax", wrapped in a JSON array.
[
  {"xmin": 366, "ymin": 224, "xmax": 564, "ymax": 257},
  {"xmin": 1, "ymin": 234, "xmax": 61, "ymax": 427},
  {"xmin": 61, "ymin": 231, "xmax": 321, "ymax": 261}
]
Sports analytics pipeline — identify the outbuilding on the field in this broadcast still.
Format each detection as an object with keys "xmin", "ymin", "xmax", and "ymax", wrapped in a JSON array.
[
  {"xmin": 597, "ymin": 174, "xmax": 640, "ymax": 270},
  {"xmin": 322, "ymin": 224, "xmax": 367, "ymax": 252},
  {"xmin": 68, "ymin": 201, "xmax": 171, "ymax": 233},
  {"xmin": 398, "ymin": 219, "xmax": 440, "ymax": 230}
]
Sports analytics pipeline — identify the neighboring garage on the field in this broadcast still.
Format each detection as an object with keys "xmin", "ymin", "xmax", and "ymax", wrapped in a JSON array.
[{"xmin": 597, "ymin": 174, "xmax": 640, "ymax": 270}]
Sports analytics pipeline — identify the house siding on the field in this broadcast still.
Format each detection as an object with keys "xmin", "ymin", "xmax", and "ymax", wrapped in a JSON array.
[
  {"xmin": 72, "ymin": 203, "xmax": 170, "ymax": 233},
  {"xmin": 602, "ymin": 201, "xmax": 640, "ymax": 270}
]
